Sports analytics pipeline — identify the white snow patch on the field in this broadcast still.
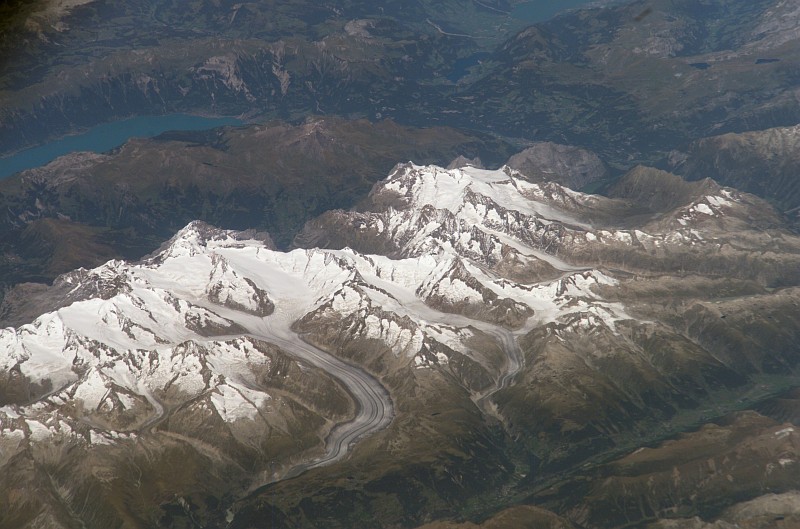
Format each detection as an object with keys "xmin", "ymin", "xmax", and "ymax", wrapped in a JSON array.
[
  {"xmin": 0, "ymin": 406, "xmax": 20, "ymax": 419},
  {"xmin": 775, "ymin": 427, "xmax": 795, "ymax": 438},
  {"xmin": 694, "ymin": 203, "xmax": 714, "ymax": 216},
  {"xmin": 331, "ymin": 285, "xmax": 366, "ymax": 314},
  {"xmin": 90, "ymin": 430, "xmax": 114, "ymax": 445},
  {"xmin": 612, "ymin": 231, "xmax": 632, "ymax": 244},
  {"xmin": 3, "ymin": 429, "xmax": 25, "ymax": 442},
  {"xmin": 27, "ymin": 420, "xmax": 53, "ymax": 442},
  {"xmin": 210, "ymin": 383, "xmax": 268, "ymax": 422},
  {"xmin": 423, "ymin": 325, "xmax": 473, "ymax": 355},
  {"xmin": 72, "ymin": 369, "xmax": 110, "ymax": 410},
  {"xmin": 363, "ymin": 315, "xmax": 424, "ymax": 356},
  {"xmin": 706, "ymin": 195, "xmax": 731, "ymax": 208}
]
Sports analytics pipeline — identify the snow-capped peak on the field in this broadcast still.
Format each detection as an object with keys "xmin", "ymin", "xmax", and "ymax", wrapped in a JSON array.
[
  {"xmin": 378, "ymin": 163, "xmax": 591, "ymax": 229},
  {"xmin": 1, "ymin": 162, "xmax": 648, "ymax": 459}
]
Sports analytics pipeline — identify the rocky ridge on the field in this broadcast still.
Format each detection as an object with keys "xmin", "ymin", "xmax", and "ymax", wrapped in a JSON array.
[{"xmin": 1, "ymin": 162, "xmax": 800, "ymax": 528}]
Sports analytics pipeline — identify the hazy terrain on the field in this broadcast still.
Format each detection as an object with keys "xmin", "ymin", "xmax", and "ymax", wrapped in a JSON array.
[{"xmin": 1, "ymin": 1, "xmax": 799, "ymax": 528}]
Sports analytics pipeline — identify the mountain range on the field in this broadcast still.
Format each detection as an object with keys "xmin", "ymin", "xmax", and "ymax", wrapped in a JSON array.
[
  {"xmin": 2, "ymin": 161, "xmax": 799, "ymax": 528},
  {"xmin": 2, "ymin": 0, "xmax": 800, "ymax": 528}
]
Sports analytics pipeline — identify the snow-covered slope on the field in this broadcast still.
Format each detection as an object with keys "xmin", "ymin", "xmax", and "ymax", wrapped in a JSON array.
[
  {"xmin": 0, "ymin": 165, "xmax": 645, "ymax": 455},
  {"xmin": 300, "ymin": 163, "xmax": 800, "ymax": 284}
]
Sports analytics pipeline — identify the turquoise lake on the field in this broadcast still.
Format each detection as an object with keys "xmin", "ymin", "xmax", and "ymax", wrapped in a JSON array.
[
  {"xmin": 0, "ymin": 114, "xmax": 243, "ymax": 179},
  {"xmin": 511, "ymin": 0, "xmax": 598, "ymax": 22}
]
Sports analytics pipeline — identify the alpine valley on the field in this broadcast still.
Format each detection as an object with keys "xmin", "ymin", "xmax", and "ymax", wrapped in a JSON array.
[{"xmin": 2, "ymin": 0, "xmax": 800, "ymax": 528}]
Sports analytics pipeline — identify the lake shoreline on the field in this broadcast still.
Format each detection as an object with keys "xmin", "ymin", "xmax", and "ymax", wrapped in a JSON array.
[{"xmin": 0, "ymin": 113, "xmax": 244, "ymax": 179}]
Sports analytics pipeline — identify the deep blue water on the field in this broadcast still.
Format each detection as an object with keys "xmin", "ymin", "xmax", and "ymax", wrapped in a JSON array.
[
  {"xmin": 0, "ymin": 114, "xmax": 243, "ymax": 179},
  {"xmin": 510, "ymin": 0, "xmax": 597, "ymax": 22}
]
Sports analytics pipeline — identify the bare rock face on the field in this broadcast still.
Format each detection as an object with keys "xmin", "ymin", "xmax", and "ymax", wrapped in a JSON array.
[
  {"xmin": 650, "ymin": 491, "xmax": 800, "ymax": 528},
  {"xmin": 447, "ymin": 155, "xmax": 484, "ymax": 169},
  {"xmin": 0, "ymin": 282, "xmax": 54, "ymax": 328},
  {"xmin": 561, "ymin": 411, "xmax": 800, "ymax": 529},
  {"xmin": 415, "ymin": 505, "xmax": 576, "ymax": 528},
  {"xmin": 206, "ymin": 253, "xmax": 274, "ymax": 316},
  {"xmin": 608, "ymin": 165, "xmax": 717, "ymax": 213},
  {"xmin": 416, "ymin": 258, "xmax": 533, "ymax": 329},
  {"xmin": 506, "ymin": 142, "xmax": 608, "ymax": 190},
  {"xmin": 677, "ymin": 124, "xmax": 800, "ymax": 214}
]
